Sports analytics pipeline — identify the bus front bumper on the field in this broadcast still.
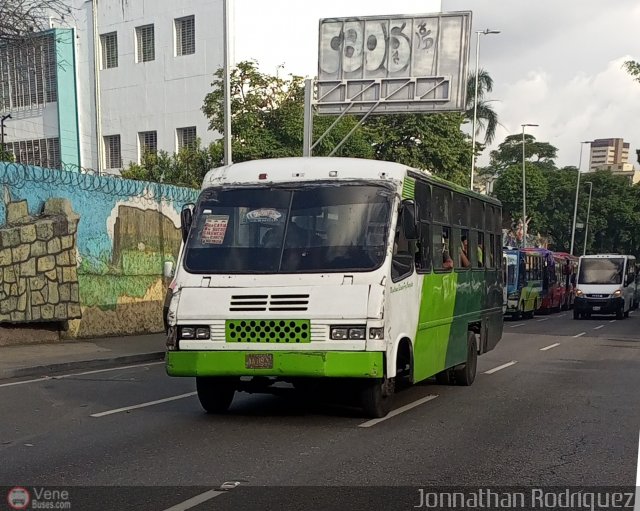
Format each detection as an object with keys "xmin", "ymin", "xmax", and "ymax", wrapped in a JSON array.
[
  {"xmin": 166, "ymin": 350, "xmax": 384, "ymax": 378},
  {"xmin": 574, "ymin": 296, "xmax": 623, "ymax": 314}
]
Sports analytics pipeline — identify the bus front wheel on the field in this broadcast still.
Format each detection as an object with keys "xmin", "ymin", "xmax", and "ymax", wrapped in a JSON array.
[
  {"xmin": 196, "ymin": 376, "xmax": 236, "ymax": 414},
  {"xmin": 454, "ymin": 332, "xmax": 478, "ymax": 386},
  {"xmin": 360, "ymin": 377, "xmax": 395, "ymax": 418}
]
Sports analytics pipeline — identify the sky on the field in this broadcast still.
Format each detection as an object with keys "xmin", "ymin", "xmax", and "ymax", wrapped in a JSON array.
[{"xmin": 231, "ymin": 0, "xmax": 640, "ymax": 169}]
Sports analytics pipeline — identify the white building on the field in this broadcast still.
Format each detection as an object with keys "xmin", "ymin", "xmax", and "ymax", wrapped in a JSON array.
[{"xmin": 1, "ymin": 0, "xmax": 225, "ymax": 173}]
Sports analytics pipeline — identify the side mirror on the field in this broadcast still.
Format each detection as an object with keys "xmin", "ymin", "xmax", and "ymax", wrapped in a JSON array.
[
  {"xmin": 163, "ymin": 261, "xmax": 174, "ymax": 279},
  {"xmin": 180, "ymin": 203, "xmax": 194, "ymax": 243},
  {"xmin": 401, "ymin": 199, "xmax": 418, "ymax": 240}
]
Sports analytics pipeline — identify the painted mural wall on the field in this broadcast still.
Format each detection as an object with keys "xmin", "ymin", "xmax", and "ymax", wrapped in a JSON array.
[{"xmin": 0, "ymin": 163, "xmax": 198, "ymax": 340}]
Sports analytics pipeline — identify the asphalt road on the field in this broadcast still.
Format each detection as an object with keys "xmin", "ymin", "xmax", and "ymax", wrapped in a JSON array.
[{"xmin": 0, "ymin": 310, "xmax": 638, "ymax": 510}]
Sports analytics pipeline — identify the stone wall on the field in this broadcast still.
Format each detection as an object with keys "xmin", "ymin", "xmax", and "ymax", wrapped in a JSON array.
[{"xmin": 0, "ymin": 199, "xmax": 81, "ymax": 324}]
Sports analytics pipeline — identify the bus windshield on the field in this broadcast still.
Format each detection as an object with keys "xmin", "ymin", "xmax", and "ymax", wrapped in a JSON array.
[
  {"xmin": 183, "ymin": 184, "xmax": 393, "ymax": 274},
  {"xmin": 578, "ymin": 258, "xmax": 624, "ymax": 285}
]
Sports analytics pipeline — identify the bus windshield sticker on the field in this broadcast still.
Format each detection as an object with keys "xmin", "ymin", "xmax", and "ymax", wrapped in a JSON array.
[
  {"xmin": 245, "ymin": 208, "xmax": 282, "ymax": 223},
  {"xmin": 201, "ymin": 215, "xmax": 229, "ymax": 245}
]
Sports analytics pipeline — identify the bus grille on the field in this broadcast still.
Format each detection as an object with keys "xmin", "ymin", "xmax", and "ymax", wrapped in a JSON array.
[
  {"xmin": 229, "ymin": 294, "xmax": 309, "ymax": 312},
  {"xmin": 225, "ymin": 319, "xmax": 311, "ymax": 343}
]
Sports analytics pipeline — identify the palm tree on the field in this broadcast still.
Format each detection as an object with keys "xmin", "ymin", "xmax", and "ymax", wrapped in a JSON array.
[{"xmin": 465, "ymin": 69, "xmax": 499, "ymax": 145}]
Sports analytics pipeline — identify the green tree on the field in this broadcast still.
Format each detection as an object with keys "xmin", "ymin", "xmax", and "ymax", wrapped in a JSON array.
[
  {"xmin": 202, "ymin": 60, "xmax": 473, "ymax": 186},
  {"xmin": 493, "ymin": 163, "xmax": 549, "ymax": 233},
  {"xmin": 365, "ymin": 112, "xmax": 472, "ymax": 186},
  {"xmin": 489, "ymin": 134, "xmax": 558, "ymax": 172},
  {"xmin": 465, "ymin": 69, "xmax": 499, "ymax": 145},
  {"xmin": 0, "ymin": 145, "xmax": 14, "ymax": 162},
  {"xmin": 624, "ymin": 60, "xmax": 640, "ymax": 84},
  {"xmin": 202, "ymin": 60, "xmax": 374, "ymax": 163},
  {"xmin": 121, "ymin": 140, "xmax": 216, "ymax": 188}
]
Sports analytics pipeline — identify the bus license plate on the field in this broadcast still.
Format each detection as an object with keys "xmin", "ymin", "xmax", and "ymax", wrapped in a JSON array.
[
  {"xmin": 592, "ymin": 306, "xmax": 601, "ymax": 311},
  {"xmin": 246, "ymin": 354, "xmax": 273, "ymax": 369}
]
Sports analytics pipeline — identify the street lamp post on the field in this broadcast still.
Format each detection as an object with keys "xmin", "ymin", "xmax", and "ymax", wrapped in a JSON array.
[
  {"xmin": 521, "ymin": 123, "xmax": 538, "ymax": 248},
  {"xmin": 470, "ymin": 29, "xmax": 500, "ymax": 191},
  {"xmin": 583, "ymin": 181, "xmax": 593, "ymax": 256},
  {"xmin": 570, "ymin": 141, "xmax": 593, "ymax": 255}
]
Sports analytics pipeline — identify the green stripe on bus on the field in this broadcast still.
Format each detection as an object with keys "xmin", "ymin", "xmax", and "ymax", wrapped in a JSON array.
[
  {"xmin": 166, "ymin": 350, "xmax": 384, "ymax": 378},
  {"xmin": 402, "ymin": 177, "xmax": 416, "ymax": 199}
]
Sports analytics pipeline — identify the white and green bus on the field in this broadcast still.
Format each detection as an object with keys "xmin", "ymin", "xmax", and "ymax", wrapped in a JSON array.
[{"xmin": 164, "ymin": 157, "xmax": 504, "ymax": 418}]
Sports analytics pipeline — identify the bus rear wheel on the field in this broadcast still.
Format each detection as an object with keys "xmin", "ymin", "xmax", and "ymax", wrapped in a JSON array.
[
  {"xmin": 360, "ymin": 377, "xmax": 395, "ymax": 418},
  {"xmin": 454, "ymin": 332, "xmax": 478, "ymax": 386},
  {"xmin": 196, "ymin": 376, "xmax": 236, "ymax": 413}
]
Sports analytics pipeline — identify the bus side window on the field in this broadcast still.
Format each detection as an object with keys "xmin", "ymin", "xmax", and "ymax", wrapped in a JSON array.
[
  {"xmin": 416, "ymin": 222, "xmax": 431, "ymax": 273},
  {"xmin": 488, "ymin": 234, "xmax": 495, "ymax": 268},
  {"xmin": 433, "ymin": 226, "xmax": 453, "ymax": 271},
  {"xmin": 476, "ymin": 232, "xmax": 484, "ymax": 267}
]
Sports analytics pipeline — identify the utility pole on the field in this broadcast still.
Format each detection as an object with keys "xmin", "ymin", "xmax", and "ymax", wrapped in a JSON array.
[{"xmin": 1, "ymin": 114, "xmax": 11, "ymax": 154}]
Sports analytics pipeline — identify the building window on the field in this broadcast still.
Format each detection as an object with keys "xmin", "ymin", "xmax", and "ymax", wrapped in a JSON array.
[
  {"xmin": 177, "ymin": 126, "xmax": 197, "ymax": 150},
  {"xmin": 0, "ymin": 34, "xmax": 57, "ymax": 110},
  {"xmin": 8, "ymin": 137, "xmax": 61, "ymax": 169},
  {"xmin": 100, "ymin": 32, "xmax": 118, "ymax": 69},
  {"xmin": 104, "ymin": 135, "xmax": 122, "ymax": 169},
  {"xmin": 138, "ymin": 130, "xmax": 157, "ymax": 160},
  {"xmin": 136, "ymin": 24, "xmax": 155, "ymax": 63},
  {"xmin": 175, "ymin": 16, "xmax": 195, "ymax": 56}
]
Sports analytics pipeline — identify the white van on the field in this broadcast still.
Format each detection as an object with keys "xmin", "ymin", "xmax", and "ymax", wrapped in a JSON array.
[{"xmin": 573, "ymin": 254, "xmax": 636, "ymax": 319}]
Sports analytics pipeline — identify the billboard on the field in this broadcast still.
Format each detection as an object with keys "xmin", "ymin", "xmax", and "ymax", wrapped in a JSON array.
[{"xmin": 316, "ymin": 11, "xmax": 472, "ymax": 115}]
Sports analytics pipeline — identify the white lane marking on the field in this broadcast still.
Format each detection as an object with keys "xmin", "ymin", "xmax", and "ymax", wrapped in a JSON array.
[
  {"xmin": 540, "ymin": 343, "xmax": 560, "ymax": 351},
  {"xmin": 0, "ymin": 376, "xmax": 50, "ymax": 388},
  {"xmin": 162, "ymin": 489, "xmax": 224, "ymax": 511},
  {"xmin": 609, "ymin": 320, "xmax": 617, "ymax": 323},
  {"xmin": 536, "ymin": 318, "xmax": 549, "ymax": 322},
  {"xmin": 484, "ymin": 361, "xmax": 518, "ymax": 374},
  {"xmin": 594, "ymin": 325, "xmax": 605, "ymax": 330},
  {"xmin": 558, "ymin": 314, "xmax": 567, "ymax": 318},
  {"xmin": 635, "ymin": 431, "xmax": 640, "ymax": 511},
  {"xmin": 510, "ymin": 323, "xmax": 525, "ymax": 328},
  {"xmin": 91, "ymin": 392, "xmax": 197, "ymax": 418},
  {"xmin": 573, "ymin": 332, "xmax": 586, "ymax": 338},
  {"xmin": 358, "ymin": 395, "xmax": 438, "ymax": 428},
  {"xmin": 0, "ymin": 361, "xmax": 164, "ymax": 389}
]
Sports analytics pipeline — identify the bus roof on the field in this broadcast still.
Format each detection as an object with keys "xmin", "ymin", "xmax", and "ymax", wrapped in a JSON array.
[
  {"xmin": 201, "ymin": 157, "xmax": 410, "ymax": 189},
  {"xmin": 200, "ymin": 157, "xmax": 501, "ymax": 205},
  {"xmin": 580, "ymin": 254, "xmax": 635, "ymax": 259}
]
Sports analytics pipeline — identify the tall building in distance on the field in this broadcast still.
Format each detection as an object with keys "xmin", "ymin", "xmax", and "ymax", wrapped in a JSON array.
[
  {"xmin": 0, "ymin": 0, "xmax": 225, "ymax": 174},
  {"xmin": 588, "ymin": 138, "xmax": 639, "ymax": 185},
  {"xmin": 588, "ymin": 138, "xmax": 629, "ymax": 170}
]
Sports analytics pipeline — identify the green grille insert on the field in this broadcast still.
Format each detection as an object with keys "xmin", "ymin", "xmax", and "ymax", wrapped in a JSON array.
[
  {"xmin": 402, "ymin": 176, "xmax": 416, "ymax": 199},
  {"xmin": 226, "ymin": 320, "xmax": 311, "ymax": 343}
]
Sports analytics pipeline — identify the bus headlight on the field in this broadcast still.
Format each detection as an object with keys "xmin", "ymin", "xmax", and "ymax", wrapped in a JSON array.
[
  {"xmin": 179, "ymin": 326, "xmax": 210, "ymax": 340},
  {"xmin": 612, "ymin": 289, "xmax": 622, "ymax": 297},
  {"xmin": 575, "ymin": 289, "xmax": 584, "ymax": 297},
  {"xmin": 330, "ymin": 326, "xmax": 366, "ymax": 340},
  {"xmin": 369, "ymin": 327, "xmax": 384, "ymax": 340}
]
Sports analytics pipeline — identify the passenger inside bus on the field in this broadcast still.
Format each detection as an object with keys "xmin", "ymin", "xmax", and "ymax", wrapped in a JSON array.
[{"xmin": 460, "ymin": 235, "xmax": 471, "ymax": 268}]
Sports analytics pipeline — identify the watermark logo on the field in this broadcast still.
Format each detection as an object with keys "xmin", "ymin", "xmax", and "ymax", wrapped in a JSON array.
[{"xmin": 7, "ymin": 487, "xmax": 30, "ymax": 510}]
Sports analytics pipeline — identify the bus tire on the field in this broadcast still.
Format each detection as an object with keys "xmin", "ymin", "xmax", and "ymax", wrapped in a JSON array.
[
  {"xmin": 196, "ymin": 377, "xmax": 236, "ymax": 413},
  {"xmin": 454, "ymin": 332, "xmax": 478, "ymax": 386},
  {"xmin": 360, "ymin": 377, "xmax": 395, "ymax": 418},
  {"xmin": 624, "ymin": 308, "xmax": 630, "ymax": 318}
]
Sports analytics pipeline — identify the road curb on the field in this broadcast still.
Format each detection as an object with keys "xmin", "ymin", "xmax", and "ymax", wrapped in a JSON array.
[{"xmin": 0, "ymin": 351, "xmax": 166, "ymax": 381}]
